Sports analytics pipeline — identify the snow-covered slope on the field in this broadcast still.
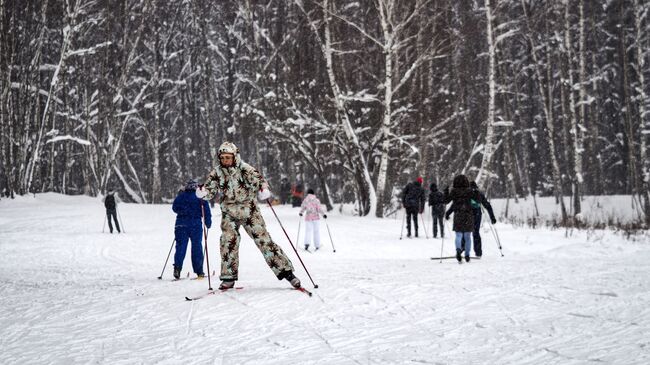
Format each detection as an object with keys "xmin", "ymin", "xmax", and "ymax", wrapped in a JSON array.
[{"xmin": 1, "ymin": 194, "xmax": 648, "ymax": 364}]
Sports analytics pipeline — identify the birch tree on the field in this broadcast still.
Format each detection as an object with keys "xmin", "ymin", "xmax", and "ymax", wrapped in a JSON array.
[
  {"xmin": 521, "ymin": 0, "xmax": 568, "ymax": 223},
  {"xmin": 475, "ymin": 0, "xmax": 498, "ymax": 187},
  {"xmin": 633, "ymin": 0, "xmax": 650, "ymax": 223}
]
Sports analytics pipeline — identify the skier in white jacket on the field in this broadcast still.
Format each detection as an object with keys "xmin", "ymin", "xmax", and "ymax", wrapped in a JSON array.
[{"xmin": 299, "ymin": 189, "xmax": 327, "ymax": 251}]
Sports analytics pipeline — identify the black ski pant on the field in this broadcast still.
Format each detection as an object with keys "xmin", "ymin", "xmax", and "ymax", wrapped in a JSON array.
[
  {"xmin": 106, "ymin": 208, "xmax": 121, "ymax": 233},
  {"xmin": 472, "ymin": 209, "xmax": 482, "ymax": 256},
  {"xmin": 432, "ymin": 210, "xmax": 444, "ymax": 238},
  {"xmin": 405, "ymin": 207, "xmax": 419, "ymax": 236}
]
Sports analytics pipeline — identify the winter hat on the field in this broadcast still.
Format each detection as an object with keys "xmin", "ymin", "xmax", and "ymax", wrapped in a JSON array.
[
  {"xmin": 185, "ymin": 179, "xmax": 198, "ymax": 191},
  {"xmin": 218, "ymin": 141, "xmax": 239, "ymax": 155},
  {"xmin": 307, "ymin": 188, "xmax": 315, "ymax": 195},
  {"xmin": 452, "ymin": 174, "xmax": 469, "ymax": 189},
  {"xmin": 430, "ymin": 183, "xmax": 437, "ymax": 191},
  {"xmin": 416, "ymin": 176, "xmax": 423, "ymax": 184}
]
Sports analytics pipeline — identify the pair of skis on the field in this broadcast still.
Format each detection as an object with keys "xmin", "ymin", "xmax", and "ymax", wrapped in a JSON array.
[{"xmin": 185, "ymin": 286, "xmax": 313, "ymax": 301}]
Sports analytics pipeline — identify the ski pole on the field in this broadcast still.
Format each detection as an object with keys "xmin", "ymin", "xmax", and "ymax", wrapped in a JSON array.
[
  {"xmin": 420, "ymin": 212, "xmax": 430, "ymax": 238},
  {"xmin": 481, "ymin": 206, "xmax": 504, "ymax": 257},
  {"xmin": 102, "ymin": 213, "xmax": 106, "ymax": 233},
  {"xmin": 157, "ymin": 238, "xmax": 176, "ymax": 279},
  {"xmin": 440, "ymin": 218, "xmax": 454, "ymax": 263},
  {"xmin": 266, "ymin": 199, "xmax": 318, "ymax": 288},
  {"xmin": 296, "ymin": 215, "xmax": 302, "ymax": 247},
  {"xmin": 324, "ymin": 219, "xmax": 336, "ymax": 253},
  {"xmin": 116, "ymin": 207, "xmax": 126, "ymax": 233},
  {"xmin": 439, "ymin": 220, "xmax": 447, "ymax": 263},
  {"xmin": 399, "ymin": 208, "xmax": 406, "ymax": 240},
  {"xmin": 200, "ymin": 203, "xmax": 213, "ymax": 290},
  {"xmin": 486, "ymin": 218, "xmax": 504, "ymax": 257}
]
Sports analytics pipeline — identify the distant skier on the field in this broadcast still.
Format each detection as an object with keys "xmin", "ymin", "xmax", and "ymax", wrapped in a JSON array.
[
  {"xmin": 279, "ymin": 177, "xmax": 292, "ymax": 205},
  {"xmin": 196, "ymin": 141, "xmax": 302, "ymax": 290},
  {"xmin": 172, "ymin": 180, "xmax": 211, "ymax": 280},
  {"xmin": 299, "ymin": 189, "xmax": 327, "ymax": 251},
  {"xmin": 428, "ymin": 182, "xmax": 445, "ymax": 238},
  {"xmin": 103, "ymin": 190, "xmax": 121, "ymax": 234},
  {"xmin": 291, "ymin": 180, "xmax": 305, "ymax": 207},
  {"xmin": 402, "ymin": 177, "xmax": 425, "ymax": 238},
  {"xmin": 444, "ymin": 175, "xmax": 495, "ymax": 263}
]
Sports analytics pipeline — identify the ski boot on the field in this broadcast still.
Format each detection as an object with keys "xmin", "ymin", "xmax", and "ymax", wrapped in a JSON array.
[
  {"xmin": 284, "ymin": 272, "xmax": 301, "ymax": 288},
  {"xmin": 219, "ymin": 280, "xmax": 235, "ymax": 290},
  {"xmin": 173, "ymin": 266, "xmax": 181, "ymax": 279}
]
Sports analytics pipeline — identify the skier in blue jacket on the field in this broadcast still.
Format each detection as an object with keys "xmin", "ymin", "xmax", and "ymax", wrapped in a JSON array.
[{"xmin": 172, "ymin": 180, "xmax": 211, "ymax": 279}]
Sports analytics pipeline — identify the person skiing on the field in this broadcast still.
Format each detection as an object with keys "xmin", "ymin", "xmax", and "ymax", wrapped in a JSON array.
[
  {"xmin": 402, "ymin": 177, "xmax": 425, "ymax": 238},
  {"xmin": 467, "ymin": 181, "xmax": 496, "ymax": 257},
  {"xmin": 291, "ymin": 180, "xmax": 305, "ymax": 207},
  {"xmin": 279, "ymin": 177, "xmax": 292, "ymax": 205},
  {"xmin": 172, "ymin": 180, "xmax": 211, "ymax": 280},
  {"xmin": 103, "ymin": 190, "xmax": 121, "ymax": 234},
  {"xmin": 299, "ymin": 188, "xmax": 327, "ymax": 251},
  {"xmin": 447, "ymin": 181, "xmax": 497, "ymax": 258},
  {"xmin": 196, "ymin": 142, "xmax": 302, "ymax": 290},
  {"xmin": 443, "ymin": 174, "xmax": 494, "ymax": 263},
  {"xmin": 428, "ymin": 182, "xmax": 445, "ymax": 238}
]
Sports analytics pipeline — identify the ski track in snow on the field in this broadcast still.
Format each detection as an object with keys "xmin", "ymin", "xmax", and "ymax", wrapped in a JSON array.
[{"xmin": 1, "ymin": 193, "xmax": 649, "ymax": 364}]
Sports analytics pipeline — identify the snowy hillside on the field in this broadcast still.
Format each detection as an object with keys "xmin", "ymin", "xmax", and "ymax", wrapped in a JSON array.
[{"xmin": 1, "ymin": 194, "xmax": 649, "ymax": 364}]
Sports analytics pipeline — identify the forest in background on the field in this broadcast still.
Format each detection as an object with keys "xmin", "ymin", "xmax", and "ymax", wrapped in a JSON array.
[{"xmin": 1, "ymin": 0, "xmax": 649, "ymax": 223}]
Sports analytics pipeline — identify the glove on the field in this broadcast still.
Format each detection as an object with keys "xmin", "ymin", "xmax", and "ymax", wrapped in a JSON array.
[
  {"xmin": 195, "ymin": 186, "xmax": 208, "ymax": 199},
  {"xmin": 299, "ymin": 213, "xmax": 303, "ymax": 217},
  {"xmin": 323, "ymin": 214, "xmax": 327, "ymax": 219},
  {"xmin": 445, "ymin": 213, "xmax": 451, "ymax": 220},
  {"xmin": 491, "ymin": 217, "xmax": 497, "ymax": 225},
  {"xmin": 257, "ymin": 188, "xmax": 271, "ymax": 201}
]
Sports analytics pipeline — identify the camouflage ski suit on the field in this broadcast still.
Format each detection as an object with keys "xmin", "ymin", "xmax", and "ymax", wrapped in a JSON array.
[{"xmin": 202, "ymin": 142, "xmax": 294, "ymax": 281}]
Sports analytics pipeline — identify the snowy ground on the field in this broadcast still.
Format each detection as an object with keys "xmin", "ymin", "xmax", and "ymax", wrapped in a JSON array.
[{"xmin": 1, "ymin": 193, "xmax": 649, "ymax": 364}]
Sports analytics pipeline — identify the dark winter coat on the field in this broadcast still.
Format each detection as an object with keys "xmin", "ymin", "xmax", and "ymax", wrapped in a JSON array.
[
  {"xmin": 173, "ymin": 190, "xmax": 212, "ymax": 229},
  {"xmin": 402, "ymin": 181, "xmax": 425, "ymax": 213},
  {"xmin": 443, "ymin": 187, "xmax": 482, "ymax": 232},
  {"xmin": 104, "ymin": 194, "xmax": 116, "ymax": 210},
  {"xmin": 280, "ymin": 179, "xmax": 291, "ymax": 197},
  {"xmin": 471, "ymin": 188, "xmax": 496, "ymax": 223},
  {"xmin": 428, "ymin": 186, "xmax": 445, "ymax": 215}
]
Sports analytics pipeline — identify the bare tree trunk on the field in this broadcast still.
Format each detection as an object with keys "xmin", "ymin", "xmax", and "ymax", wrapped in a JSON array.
[
  {"xmin": 374, "ymin": 0, "xmax": 395, "ymax": 218},
  {"xmin": 522, "ymin": 1, "xmax": 567, "ymax": 223},
  {"xmin": 564, "ymin": 1, "xmax": 582, "ymax": 216},
  {"xmin": 634, "ymin": 0, "xmax": 650, "ymax": 224},
  {"xmin": 0, "ymin": 0, "xmax": 8, "ymax": 195},
  {"xmin": 299, "ymin": 0, "xmax": 377, "ymax": 216},
  {"xmin": 476, "ymin": 0, "xmax": 497, "ymax": 187},
  {"xmin": 619, "ymin": 1, "xmax": 642, "ymax": 217}
]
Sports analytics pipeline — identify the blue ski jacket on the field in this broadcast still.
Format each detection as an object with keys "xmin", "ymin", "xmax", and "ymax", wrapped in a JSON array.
[{"xmin": 173, "ymin": 190, "xmax": 212, "ymax": 228}]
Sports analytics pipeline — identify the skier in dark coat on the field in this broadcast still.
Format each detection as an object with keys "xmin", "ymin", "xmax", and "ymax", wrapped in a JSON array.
[
  {"xmin": 172, "ymin": 180, "xmax": 211, "ymax": 279},
  {"xmin": 428, "ymin": 183, "xmax": 445, "ymax": 238},
  {"xmin": 467, "ymin": 181, "xmax": 495, "ymax": 257},
  {"xmin": 103, "ymin": 190, "xmax": 121, "ymax": 234},
  {"xmin": 443, "ymin": 174, "xmax": 494, "ymax": 263},
  {"xmin": 402, "ymin": 177, "xmax": 425, "ymax": 238},
  {"xmin": 279, "ymin": 177, "xmax": 292, "ymax": 205},
  {"xmin": 447, "ymin": 181, "xmax": 497, "ymax": 257}
]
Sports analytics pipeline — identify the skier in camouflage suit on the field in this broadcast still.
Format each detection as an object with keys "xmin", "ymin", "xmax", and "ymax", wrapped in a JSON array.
[{"xmin": 196, "ymin": 142, "xmax": 302, "ymax": 290}]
